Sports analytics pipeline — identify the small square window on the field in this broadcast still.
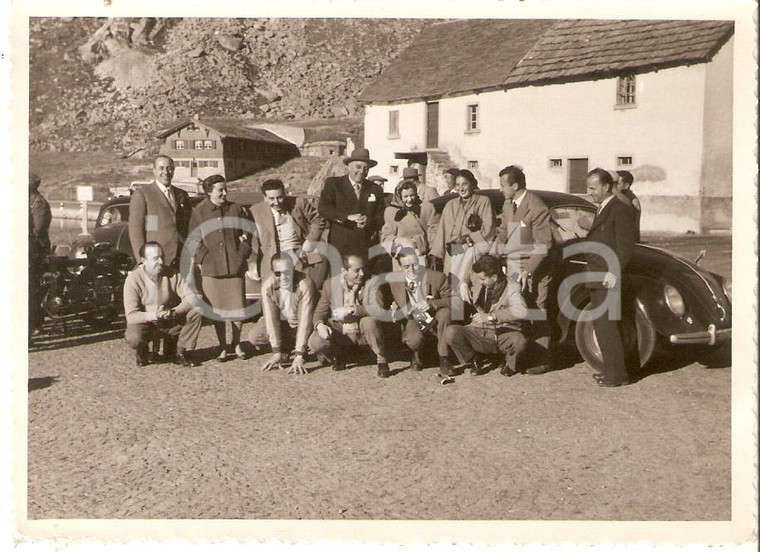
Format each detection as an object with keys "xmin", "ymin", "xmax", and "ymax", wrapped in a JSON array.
[
  {"xmin": 549, "ymin": 158, "xmax": 563, "ymax": 169},
  {"xmin": 194, "ymin": 140, "xmax": 204, "ymax": 150},
  {"xmin": 389, "ymin": 165, "xmax": 399, "ymax": 175},
  {"xmin": 204, "ymin": 140, "xmax": 214, "ymax": 150},
  {"xmin": 388, "ymin": 110, "xmax": 400, "ymax": 138},
  {"xmin": 467, "ymin": 160, "xmax": 478, "ymax": 170},
  {"xmin": 210, "ymin": 161, "xmax": 218, "ymax": 168},
  {"xmin": 466, "ymin": 104, "xmax": 479, "ymax": 132},
  {"xmin": 617, "ymin": 156, "xmax": 633, "ymax": 166},
  {"xmin": 175, "ymin": 140, "xmax": 184, "ymax": 150}
]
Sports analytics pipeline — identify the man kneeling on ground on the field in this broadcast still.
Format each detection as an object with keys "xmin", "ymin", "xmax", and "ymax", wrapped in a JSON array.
[
  {"xmin": 388, "ymin": 247, "xmax": 455, "ymax": 373},
  {"xmin": 308, "ymin": 251, "xmax": 393, "ymax": 378},
  {"xmin": 247, "ymin": 251, "xmax": 317, "ymax": 375},
  {"xmin": 123, "ymin": 241, "xmax": 202, "ymax": 367},
  {"xmin": 443, "ymin": 254, "xmax": 527, "ymax": 377}
]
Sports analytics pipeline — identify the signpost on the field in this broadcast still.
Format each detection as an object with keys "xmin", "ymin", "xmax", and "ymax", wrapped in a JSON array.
[{"xmin": 76, "ymin": 186, "xmax": 93, "ymax": 236}]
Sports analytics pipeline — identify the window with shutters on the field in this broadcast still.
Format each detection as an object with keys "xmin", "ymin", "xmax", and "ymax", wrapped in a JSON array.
[
  {"xmin": 466, "ymin": 104, "xmax": 479, "ymax": 133},
  {"xmin": 204, "ymin": 140, "xmax": 215, "ymax": 150},
  {"xmin": 616, "ymin": 75, "xmax": 636, "ymax": 107},
  {"xmin": 194, "ymin": 140, "xmax": 204, "ymax": 149},
  {"xmin": 388, "ymin": 110, "xmax": 400, "ymax": 138},
  {"xmin": 175, "ymin": 140, "xmax": 184, "ymax": 150}
]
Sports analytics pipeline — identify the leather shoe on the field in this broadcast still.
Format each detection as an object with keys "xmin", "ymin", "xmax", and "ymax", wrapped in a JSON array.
[
  {"xmin": 525, "ymin": 364, "xmax": 550, "ymax": 375},
  {"xmin": 499, "ymin": 363, "xmax": 518, "ymax": 377},
  {"xmin": 332, "ymin": 357, "xmax": 346, "ymax": 372},
  {"xmin": 173, "ymin": 351, "xmax": 199, "ymax": 367},
  {"xmin": 135, "ymin": 349, "xmax": 149, "ymax": 367},
  {"xmin": 469, "ymin": 360, "xmax": 489, "ymax": 376},
  {"xmin": 439, "ymin": 356, "xmax": 456, "ymax": 377},
  {"xmin": 595, "ymin": 376, "xmax": 630, "ymax": 387},
  {"xmin": 377, "ymin": 362, "xmax": 390, "ymax": 378},
  {"xmin": 408, "ymin": 351, "xmax": 423, "ymax": 371}
]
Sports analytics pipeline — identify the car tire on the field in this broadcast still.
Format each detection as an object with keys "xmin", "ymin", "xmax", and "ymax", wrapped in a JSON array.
[{"xmin": 574, "ymin": 303, "xmax": 657, "ymax": 372}]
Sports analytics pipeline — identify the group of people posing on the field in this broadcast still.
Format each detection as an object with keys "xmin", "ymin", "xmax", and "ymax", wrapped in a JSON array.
[{"xmin": 123, "ymin": 148, "xmax": 641, "ymax": 387}]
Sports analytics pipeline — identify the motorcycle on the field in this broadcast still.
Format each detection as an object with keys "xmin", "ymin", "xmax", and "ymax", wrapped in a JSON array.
[{"xmin": 39, "ymin": 241, "xmax": 132, "ymax": 330}]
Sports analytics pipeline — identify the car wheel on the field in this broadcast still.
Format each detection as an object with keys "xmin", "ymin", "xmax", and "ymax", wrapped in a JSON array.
[{"xmin": 574, "ymin": 303, "xmax": 657, "ymax": 372}]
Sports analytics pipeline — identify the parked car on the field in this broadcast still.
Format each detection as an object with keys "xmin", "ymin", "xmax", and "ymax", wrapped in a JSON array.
[
  {"xmin": 90, "ymin": 190, "xmax": 263, "ymax": 300},
  {"xmin": 430, "ymin": 189, "xmax": 732, "ymax": 371}
]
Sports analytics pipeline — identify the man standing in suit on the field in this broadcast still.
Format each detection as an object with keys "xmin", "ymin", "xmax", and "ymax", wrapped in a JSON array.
[
  {"xmin": 129, "ymin": 155, "xmax": 193, "ymax": 268},
  {"xmin": 490, "ymin": 165, "xmax": 554, "ymax": 374},
  {"xmin": 249, "ymin": 178, "xmax": 328, "ymax": 288},
  {"xmin": 29, "ymin": 172, "xmax": 51, "ymax": 337},
  {"xmin": 318, "ymin": 148, "xmax": 386, "ymax": 264},
  {"xmin": 388, "ymin": 247, "xmax": 453, "ymax": 373},
  {"xmin": 584, "ymin": 168, "xmax": 637, "ymax": 387},
  {"xmin": 615, "ymin": 170, "xmax": 641, "ymax": 242}
]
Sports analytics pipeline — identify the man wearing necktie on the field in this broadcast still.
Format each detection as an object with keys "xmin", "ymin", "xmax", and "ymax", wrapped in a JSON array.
[
  {"xmin": 583, "ymin": 168, "xmax": 637, "ymax": 387},
  {"xmin": 490, "ymin": 165, "xmax": 554, "ymax": 374},
  {"xmin": 129, "ymin": 155, "xmax": 193, "ymax": 268},
  {"xmin": 318, "ymin": 148, "xmax": 386, "ymax": 265},
  {"xmin": 387, "ymin": 248, "xmax": 454, "ymax": 373}
]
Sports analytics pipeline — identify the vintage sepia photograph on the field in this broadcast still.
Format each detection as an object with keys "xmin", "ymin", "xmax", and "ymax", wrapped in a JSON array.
[{"xmin": 7, "ymin": 0, "xmax": 757, "ymax": 548}]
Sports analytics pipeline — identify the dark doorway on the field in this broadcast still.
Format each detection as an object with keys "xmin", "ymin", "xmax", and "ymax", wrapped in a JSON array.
[
  {"xmin": 190, "ymin": 160, "xmax": 198, "ymax": 178},
  {"xmin": 568, "ymin": 158, "xmax": 589, "ymax": 193},
  {"xmin": 426, "ymin": 102, "xmax": 439, "ymax": 149}
]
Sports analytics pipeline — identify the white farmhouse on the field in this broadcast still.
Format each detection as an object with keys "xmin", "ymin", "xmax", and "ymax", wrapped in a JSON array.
[{"xmin": 360, "ymin": 19, "xmax": 734, "ymax": 233}]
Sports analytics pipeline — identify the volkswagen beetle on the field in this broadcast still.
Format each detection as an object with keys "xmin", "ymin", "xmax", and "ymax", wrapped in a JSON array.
[{"xmin": 430, "ymin": 189, "xmax": 732, "ymax": 371}]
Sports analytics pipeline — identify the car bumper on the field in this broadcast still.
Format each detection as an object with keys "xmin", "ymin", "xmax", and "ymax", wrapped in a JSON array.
[{"xmin": 669, "ymin": 324, "xmax": 731, "ymax": 346}]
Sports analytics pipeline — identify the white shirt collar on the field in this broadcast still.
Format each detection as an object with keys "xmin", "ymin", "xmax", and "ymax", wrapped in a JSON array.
[
  {"xmin": 597, "ymin": 194, "xmax": 614, "ymax": 213},
  {"xmin": 155, "ymin": 181, "xmax": 171, "ymax": 194},
  {"xmin": 513, "ymin": 189, "xmax": 527, "ymax": 208}
]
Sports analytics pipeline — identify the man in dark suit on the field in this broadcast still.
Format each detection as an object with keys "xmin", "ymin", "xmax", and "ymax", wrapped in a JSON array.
[
  {"xmin": 387, "ymin": 247, "xmax": 453, "ymax": 372},
  {"xmin": 584, "ymin": 168, "xmax": 637, "ymax": 387},
  {"xmin": 29, "ymin": 172, "xmax": 51, "ymax": 337},
  {"xmin": 249, "ymin": 178, "xmax": 328, "ymax": 288},
  {"xmin": 128, "ymin": 155, "xmax": 193, "ymax": 268},
  {"xmin": 490, "ymin": 165, "xmax": 554, "ymax": 374},
  {"xmin": 615, "ymin": 170, "xmax": 641, "ymax": 242},
  {"xmin": 318, "ymin": 148, "xmax": 386, "ymax": 266}
]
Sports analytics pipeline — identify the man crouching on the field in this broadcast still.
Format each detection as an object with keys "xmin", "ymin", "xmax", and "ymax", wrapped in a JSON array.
[
  {"xmin": 123, "ymin": 241, "xmax": 202, "ymax": 367},
  {"xmin": 443, "ymin": 254, "xmax": 527, "ymax": 377},
  {"xmin": 247, "ymin": 251, "xmax": 317, "ymax": 375},
  {"xmin": 308, "ymin": 251, "xmax": 392, "ymax": 378}
]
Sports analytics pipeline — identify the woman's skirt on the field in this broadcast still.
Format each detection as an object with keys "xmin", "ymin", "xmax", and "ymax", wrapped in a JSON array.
[{"xmin": 202, "ymin": 275, "xmax": 245, "ymax": 319}]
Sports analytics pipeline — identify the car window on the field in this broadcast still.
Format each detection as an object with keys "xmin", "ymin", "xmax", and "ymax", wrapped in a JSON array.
[
  {"xmin": 99, "ymin": 205, "xmax": 128, "ymax": 227},
  {"xmin": 550, "ymin": 206, "xmax": 596, "ymax": 243}
]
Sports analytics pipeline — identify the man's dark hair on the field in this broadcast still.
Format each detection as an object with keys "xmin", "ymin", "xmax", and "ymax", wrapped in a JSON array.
[
  {"xmin": 261, "ymin": 179, "xmax": 285, "ymax": 194},
  {"xmin": 471, "ymin": 254, "xmax": 504, "ymax": 278},
  {"xmin": 395, "ymin": 246, "xmax": 419, "ymax": 263},
  {"xmin": 201, "ymin": 174, "xmax": 226, "ymax": 195},
  {"xmin": 270, "ymin": 251, "xmax": 296, "ymax": 270},
  {"xmin": 587, "ymin": 168, "xmax": 614, "ymax": 189},
  {"xmin": 498, "ymin": 165, "xmax": 526, "ymax": 190},
  {"xmin": 139, "ymin": 241, "xmax": 163, "ymax": 260},
  {"xmin": 617, "ymin": 170, "xmax": 634, "ymax": 186},
  {"xmin": 153, "ymin": 155, "xmax": 174, "ymax": 168},
  {"xmin": 445, "ymin": 168, "xmax": 459, "ymax": 176},
  {"xmin": 341, "ymin": 250, "xmax": 366, "ymax": 270}
]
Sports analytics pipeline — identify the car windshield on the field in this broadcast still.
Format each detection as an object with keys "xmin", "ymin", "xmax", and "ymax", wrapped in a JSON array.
[{"xmin": 550, "ymin": 206, "xmax": 595, "ymax": 243}]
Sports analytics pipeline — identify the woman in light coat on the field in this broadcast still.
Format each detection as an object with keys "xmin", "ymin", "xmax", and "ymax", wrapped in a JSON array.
[
  {"xmin": 430, "ymin": 169, "xmax": 495, "ymax": 278},
  {"xmin": 381, "ymin": 180, "xmax": 440, "ymax": 268}
]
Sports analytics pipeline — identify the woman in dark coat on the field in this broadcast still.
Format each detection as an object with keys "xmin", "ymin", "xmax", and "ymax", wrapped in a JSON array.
[{"xmin": 187, "ymin": 175, "xmax": 252, "ymax": 361}]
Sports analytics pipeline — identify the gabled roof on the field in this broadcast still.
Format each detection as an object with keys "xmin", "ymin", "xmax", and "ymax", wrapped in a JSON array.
[
  {"xmin": 155, "ymin": 118, "xmax": 296, "ymax": 146},
  {"xmin": 359, "ymin": 19, "xmax": 554, "ymax": 104},
  {"xmin": 359, "ymin": 19, "xmax": 734, "ymax": 104}
]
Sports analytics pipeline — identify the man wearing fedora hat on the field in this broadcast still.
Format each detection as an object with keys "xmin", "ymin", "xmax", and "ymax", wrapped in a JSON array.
[
  {"xmin": 319, "ymin": 148, "xmax": 386, "ymax": 261},
  {"xmin": 401, "ymin": 166, "xmax": 439, "ymax": 204}
]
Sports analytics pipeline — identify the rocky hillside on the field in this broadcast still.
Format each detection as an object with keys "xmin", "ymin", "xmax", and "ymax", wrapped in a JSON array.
[{"xmin": 29, "ymin": 17, "xmax": 429, "ymax": 153}]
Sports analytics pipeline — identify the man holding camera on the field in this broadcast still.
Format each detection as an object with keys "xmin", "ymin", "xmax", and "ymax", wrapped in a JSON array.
[
  {"xmin": 387, "ymin": 248, "xmax": 454, "ymax": 373},
  {"xmin": 443, "ymin": 254, "xmax": 528, "ymax": 377}
]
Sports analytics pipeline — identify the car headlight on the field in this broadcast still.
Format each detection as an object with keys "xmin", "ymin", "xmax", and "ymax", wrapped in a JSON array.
[
  {"xmin": 664, "ymin": 284, "xmax": 686, "ymax": 317},
  {"xmin": 721, "ymin": 277, "xmax": 732, "ymax": 302}
]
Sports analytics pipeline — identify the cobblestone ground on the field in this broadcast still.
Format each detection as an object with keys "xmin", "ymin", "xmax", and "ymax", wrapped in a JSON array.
[{"xmin": 26, "ymin": 238, "xmax": 733, "ymax": 520}]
